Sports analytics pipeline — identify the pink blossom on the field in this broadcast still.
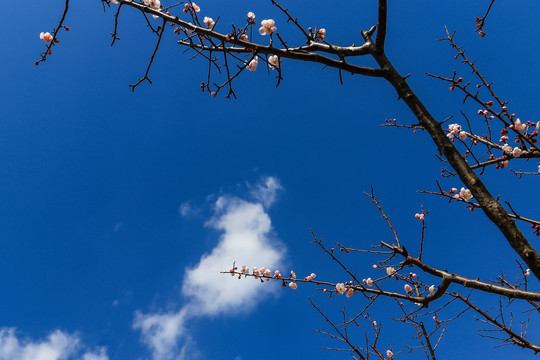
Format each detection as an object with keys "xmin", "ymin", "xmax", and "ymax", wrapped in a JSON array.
[
  {"xmin": 404, "ymin": 284, "xmax": 412, "ymax": 294},
  {"xmin": 525, "ymin": 269, "xmax": 531, "ymax": 276},
  {"xmin": 259, "ymin": 19, "xmax": 277, "ymax": 35},
  {"xmin": 252, "ymin": 267, "xmax": 259, "ymax": 277},
  {"xmin": 372, "ymin": 320, "xmax": 377, "ymax": 327},
  {"xmin": 372, "ymin": 264, "xmax": 377, "ymax": 269},
  {"xmin": 247, "ymin": 11, "xmax": 255, "ymax": 20},
  {"xmin": 310, "ymin": 273, "xmax": 316, "ymax": 279},
  {"xmin": 415, "ymin": 213, "xmax": 424, "ymax": 221},
  {"xmin": 289, "ymin": 282, "xmax": 298, "ymax": 289},
  {"xmin": 365, "ymin": 278, "xmax": 373, "ymax": 286},
  {"xmin": 449, "ymin": 188, "xmax": 457, "ymax": 194},
  {"xmin": 459, "ymin": 187, "xmax": 473, "ymax": 200},
  {"xmin": 203, "ymin": 16, "xmax": 215, "ymax": 28},
  {"xmin": 268, "ymin": 55, "xmax": 279, "ymax": 69},
  {"xmin": 459, "ymin": 131, "xmax": 467, "ymax": 140},
  {"xmin": 500, "ymin": 135, "xmax": 509, "ymax": 143},
  {"xmin": 447, "ymin": 123, "xmax": 462, "ymax": 138},
  {"xmin": 318, "ymin": 28, "xmax": 326, "ymax": 35},
  {"xmin": 40, "ymin": 32, "xmax": 53, "ymax": 44},
  {"xmin": 241, "ymin": 265, "xmax": 249, "ymax": 275},
  {"xmin": 191, "ymin": 2, "xmax": 200, "ymax": 12},
  {"xmin": 335, "ymin": 283, "xmax": 346, "ymax": 294},
  {"xmin": 247, "ymin": 56, "xmax": 258, "ymax": 71},
  {"xmin": 290, "ymin": 270, "xmax": 296, "ymax": 279},
  {"xmin": 386, "ymin": 350, "xmax": 394, "ymax": 358},
  {"xmin": 264, "ymin": 268, "xmax": 271, "ymax": 277},
  {"xmin": 346, "ymin": 288, "xmax": 354, "ymax": 298},
  {"xmin": 514, "ymin": 118, "xmax": 526, "ymax": 132},
  {"xmin": 502, "ymin": 143, "xmax": 512, "ymax": 153},
  {"xmin": 512, "ymin": 147, "xmax": 522, "ymax": 157},
  {"xmin": 143, "ymin": 0, "xmax": 162, "ymax": 18},
  {"xmin": 274, "ymin": 270, "xmax": 281, "ymax": 278},
  {"xmin": 386, "ymin": 267, "xmax": 396, "ymax": 276}
]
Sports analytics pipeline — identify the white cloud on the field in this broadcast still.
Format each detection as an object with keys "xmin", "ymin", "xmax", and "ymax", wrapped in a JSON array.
[
  {"xmin": 133, "ymin": 309, "xmax": 191, "ymax": 360},
  {"xmin": 0, "ymin": 328, "xmax": 108, "ymax": 360},
  {"xmin": 178, "ymin": 201, "xmax": 199, "ymax": 218},
  {"xmin": 135, "ymin": 177, "xmax": 286, "ymax": 360},
  {"xmin": 248, "ymin": 176, "xmax": 282, "ymax": 208}
]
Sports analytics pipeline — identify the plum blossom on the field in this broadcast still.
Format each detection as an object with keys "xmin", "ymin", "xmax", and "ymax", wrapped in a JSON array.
[
  {"xmin": 203, "ymin": 17, "xmax": 215, "ymax": 28},
  {"xmin": 247, "ymin": 11, "xmax": 255, "ymax": 20},
  {"xmin": 459, "ymin": 131, "xmax": 467, "ymax": 140},
  {"xmin": 335, "ymin": 283, "xmax": 346, "ymax": 295},
  {"xmin": 289, "ymin": 282, "xmax": 297, "ymax": 289},
  {"xmin": 143, "ymin": 0, "xmax": 161, "ymax": 18},
  {"xmin": 404, "ymin": 284, "xmax": 412, "ymax": 294},
  {"xmin": 259, "ymin": 19, "xmax": 277, "ymax": 35},
  {"xmin": 263, "ymin": 268, "xmax": 271, "ymax": 277},
  {"xmin": 191, "ymin": 2, "xmax": 200, "ymax": 12},
  {"xmin": 536, "ymin": 121, "xmax": 540, "ymax": 131},
  {"xmin": 459, "ymin": 187, "xmax": 473, "ymax": 200},
  {"xmin": 514, "ymin": 118, "xmax": 526, "ymax": 132},
  {"xmin": 386, "ymin": 350, "xmax": 394, "ymax": 358},
  {"xmin": 502, "ymin": 143, "xmax": 512, "ymax": 154},
  {"xmin": 274, "ymin": 270, "xmax": 281, "ymax": 278},
  {"xmin": 40, "ymin": 32, "xmax": 53, "ymax": 44},
  {"xmin": 110, "ymin": 0, "xmax": 119, "ymax": 3},
  {"xmin": 414, "ymin": 213, "xmax": 424, "ymax": 221},
  {"xmin": 241, "ymin": 265, "xmax": 249, "ymax": 275},
  {"xmin": 525, "ymin": 269, "xmax": 531, "ymax": 276},
  {"xmin": 247, "ymin": 56, "xmax": 259, "ymax": 71},
  {"xmin": 310, "ymin": 273, "xmax": 316, "ymax": 279},
  {"xmin": 290, "ymin": 270, "xmax": 296, "ymax": 279},
  {"xmin": 447, "ymin": 123, "xmax": 462, "ymax": 138},
  {"xmin": 346, "ymin": 288, "xmax": 354, "ymax": 298},
  {"xmin": 429, "ymin": 285, "xmax": 436, "ymax": 295},
  {"xmin": 364, "ymin": 278, "xmax": 373, "ymax": 286},
  {"xmin": 268, "ymin": 55, "xmax": 279, "ymax": 69},
  {"xmin": 512, "ymin": 147, "xmax": 522, "ymax": 157},
  {"xmin": 386, "ymin": 266, "xmax": 396, "ymax": 276}
]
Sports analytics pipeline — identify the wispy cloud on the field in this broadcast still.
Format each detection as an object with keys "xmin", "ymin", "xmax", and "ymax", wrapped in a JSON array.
[
  {"xmin": 178, "ymin": 201, "xmax": 200, "ymax": 218},
  {"xmin": 0, "ymin": 328, "xmax": 108, "ymax": 360},
  {"xmin": 134, "ymin": 176, "xmax": 286, "ymax": 360}
]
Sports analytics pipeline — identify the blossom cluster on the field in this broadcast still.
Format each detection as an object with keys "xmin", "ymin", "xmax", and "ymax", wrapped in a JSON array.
[
  {"xmin": 448, "ymin": 187, "xmax": 473, "ymax": 200},
  {"xmin": 447, "ymin": 123, "xmax": 466, "ymax": 140}
]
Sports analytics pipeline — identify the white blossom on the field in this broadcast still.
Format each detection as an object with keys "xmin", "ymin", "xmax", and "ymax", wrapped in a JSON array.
[
  {"xmin": 259, "ymin": 19, "xmax": 277, "ymax": 35},
  {"xmin": 247, "ymin": 56, "xmax": 259, "ymax": 71},
  {"xmin": 335, "ymin": 283, "xmax": 346, "ymax": 295},
  {"xmin": 268, "ymin": 55, "xmax": 279, "ymax": 69},
  {"xmin": 203, "ymin": 16, "xmax": 215, "ymax": 28},
  {"xmin": 40, "ymin": 32, "xmax": 53, "ymax": 44},
  {"xmin": 459, "ymin": 187, "xmax": 473, "ymax": 200}
]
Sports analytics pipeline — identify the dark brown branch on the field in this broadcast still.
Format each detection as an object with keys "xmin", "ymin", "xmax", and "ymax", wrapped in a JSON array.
[
  {"xmin": 129, "ymin": 18, "xmax": 166, "ymax": 91},
  {"xmin": 382, "ymin": 242, "xmax": 540, "ymax": 301},
  {"xmin": 375, "ymin": 0, "xmax": 387, "ymax": 52},
  {"xmin": 455, "ymin": 293, "xmax": 540, "ymax": 354}
]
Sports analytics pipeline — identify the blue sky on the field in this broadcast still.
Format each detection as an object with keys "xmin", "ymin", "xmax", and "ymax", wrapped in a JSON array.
[{"xmin": 1, "ymin": 1, "xmax": 539, "ymax": 359}]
